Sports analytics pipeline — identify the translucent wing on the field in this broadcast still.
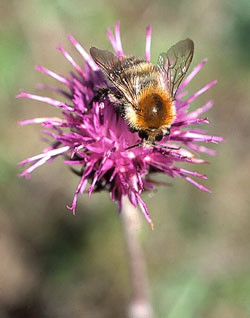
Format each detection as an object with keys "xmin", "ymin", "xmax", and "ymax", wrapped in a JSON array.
[
  {"xmin": 90, "ymin": 47, "xmax": 119, "ymax": 79},
  {"xmin": 90, "ymin": 47, "xmax": 139, "ymax": 106},
  {"xmin": 157, "ymin": 38, "xmax": 194, "ymax": 98}
]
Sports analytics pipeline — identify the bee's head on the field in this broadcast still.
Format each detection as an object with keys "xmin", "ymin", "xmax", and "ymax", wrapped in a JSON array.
[
  {"xmin": 138, "ymin": 128, "xmax": 170, "ymax": 144},
  {"xmin": 126, "ymin": 128, "xmax": 171, "ymax": 150}
]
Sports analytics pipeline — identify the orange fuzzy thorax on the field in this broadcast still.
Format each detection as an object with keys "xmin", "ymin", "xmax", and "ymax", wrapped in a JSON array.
[{"xmin": 135, "ymin": 86, "xmax": 175, "ymax": 131}]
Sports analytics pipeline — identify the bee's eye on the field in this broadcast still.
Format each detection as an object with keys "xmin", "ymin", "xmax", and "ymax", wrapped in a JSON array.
[
  {"xmin": 138, "ymin": 130, "xmax": 148, "ymax": 140},
  {"xmin": 155, "ymin": 132, "xmax": 163, "ymax": 141}
]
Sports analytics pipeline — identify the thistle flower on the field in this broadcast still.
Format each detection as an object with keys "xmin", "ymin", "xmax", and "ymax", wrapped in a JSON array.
[{"xmin": 18, "ymin": 22, "xmax": 223, "ymax": 228}]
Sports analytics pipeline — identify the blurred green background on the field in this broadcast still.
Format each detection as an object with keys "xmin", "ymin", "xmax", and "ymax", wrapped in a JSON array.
[{"xmin": 1, "ymin": 0, "xmax": 250, "ymax": 317}]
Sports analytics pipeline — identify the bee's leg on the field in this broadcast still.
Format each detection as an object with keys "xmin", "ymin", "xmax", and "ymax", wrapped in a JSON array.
[
  {"xmin": 98, "ymin": 102, "xmax": 105, "ymax": 125},
  {"xmin": 116, "ymin": 104, "xmax": 126, "ymax": 118},
  {"xmin": 129, "ymin": 127, "xmax": 138, "ymax": 133},
  {"xmin": 90, "ymin": 88, "xmax": 125, "ymax": 124},
  {"xmin": 90, "ymin": 88, "xmax": 123, "ymax": 105},
  {"xmin": 89, "ymin": 88, "xmax": 110, "ymax": 107},
  {"xmin": 89, "ymin": 88, "xmax": 111, "ymax": 125},
  {"xmin": 163, "ymin": 127, "xmax": 171, "ymax": 136},
  {"xmin": 107, "ymin": 91, "xmax": 123, "ymax": 104}
]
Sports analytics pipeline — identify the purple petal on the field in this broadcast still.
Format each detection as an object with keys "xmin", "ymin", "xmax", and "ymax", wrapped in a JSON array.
[
  {"xmin": 145, "ymin": 26, "xmax": 152, "ymax": 61},
  {"xmin": 179, "ymin": 168, "xmax": 207, "ymax": 179},
  {"xmin": 106, "ymin": 28, "xmax": 117, "ymax": 52},
  {"xmin": 17, "ymin": 91, "xmax": 73, "ymax": 112},
  {"xmin": 35, "ymin": 65, "xmax": 71, "ymax": 86},
  {"xmin": 19, "ymin": 146, "xmax": 70, "ymax": 165},
  {"xmin": 172, "ymin": 118, "xmax": 210, "ymax": 128},
  {"xmin": 19, "ymin": 117, "xmax": 65, "ymax": 126},
  {"xmin": 185, "ymin": 176, "xmax": 212, "ymax": 193},
  {"xmin": 186, "ymin": 100, "xmax": 214, "ymax": 119},
  {"xmin": 136, "ymin": 194, "xmax": 154, "ymax": 229},
  {"xmin": 67, "ymin": 34, "xmax": 98, "ymax": 71},
  {"xmin": 57, "ymin": 45, "xmax": 85, "ymax": 77},
  {"xmin": 115, "ymin": 21, "xmax": 123, "ymax": 57},
  {"xmin": 178, "ymin": 59, "xmax": 208, "ymax": 92},
  {"xmin": 186, "ymin": 142, "xmax": 217, "ymax": 156},
  {"xmin": 186, "ymin": 80, "xmax": 217, "ymax": 104},
  {"xmin": 20, "ymin": 155, "xmax": 51, "ymax": 177},
  {"xmin": 67, "ymin": 175, "xmax": 88, "ymax": 215}
]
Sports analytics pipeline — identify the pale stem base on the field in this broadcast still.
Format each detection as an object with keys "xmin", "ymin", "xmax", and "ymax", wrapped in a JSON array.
[{"xmin": 121, "ymin": 196, "xmax": 154, "ymax": 318}]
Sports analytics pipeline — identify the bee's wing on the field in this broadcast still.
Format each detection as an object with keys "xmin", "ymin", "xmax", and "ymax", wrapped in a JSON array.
[
  {"xmin": 157, "ymin": 38, "xmax": 194, "ymax": 98},
  {"xmin": 90, "ymin": 47, "xmax": 138, "ymax": 107},
  {"xmin": 90, "ymin": 47, "xmax": 118, "ymax": 76}
]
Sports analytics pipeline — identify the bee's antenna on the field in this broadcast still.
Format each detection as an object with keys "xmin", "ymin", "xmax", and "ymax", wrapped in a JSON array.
[
  {"xmin": 155, "ymin": 144, "xmax": 180, "ymax": 150},
  {"xmin": 126, "ymin": 143, "xmax": 180, "ymax": 151},
  {"xmin": 125, "ymin": 142, "xmax": 142, "ymax": 150},
  {"xmin": 152, "ymin": 144, "xmax": 181, "ymax": 156}
]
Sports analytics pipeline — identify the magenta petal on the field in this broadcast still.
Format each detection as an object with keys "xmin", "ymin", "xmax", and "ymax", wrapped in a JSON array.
[
  {"xmin": 185, "ymin": 176, "xmax": 212, "ymax": 193},
  {"xmin": 67, "ymin": 34, "xmax": 98, "ymax": 71},
  {"xmin": 35, "ymin": 65, "xmax": 71, "ymax": 86},
  {"xmin": 19, "ymin": 117, "xmax": 65, "ymax": 126},
  {"xmin": 145, "ymin": 26, "xmax": 152, "ymax": 61},
  {"xmin": 186, "ymin": 100, "xmax": 214, "ymax": 119},
  {"xmin": 57, "ymin": 45, "xmax": 84, "ymax": 76},
  {"xmin": 106, "ymin": 28, "xmax": 117, "ymax": 52},
  {"xmin": 17, "ymin": 91, "xmax": 73, "ymax": 112},
  {"xmin": 178, "ymin": 58, "xmax": 208, "ymax": 92},
  {"xmin": 68, "ymin": 173, "xmax": 89, "ymax": 215},
  {"xmin": 136, "ymin": 194, "xmax": 154, "ymax": 229},
  {"xmin": 186, "ymin": 80, "xmax": 217, "ymax": 104},
  {"xmin": 114, "ymin": 21, "xmax": 123, "ymax": 57}
]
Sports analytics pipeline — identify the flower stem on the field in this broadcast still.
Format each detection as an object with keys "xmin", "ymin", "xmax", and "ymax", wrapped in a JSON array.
[{"xmin": 121, "ymin": 196, "xmax": 154, "ymax": 318}]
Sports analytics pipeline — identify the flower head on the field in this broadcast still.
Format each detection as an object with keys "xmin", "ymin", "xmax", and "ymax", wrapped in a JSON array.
[{"xmin": 18, "ymin": 22, "xmax": 223, "ymax": 228}]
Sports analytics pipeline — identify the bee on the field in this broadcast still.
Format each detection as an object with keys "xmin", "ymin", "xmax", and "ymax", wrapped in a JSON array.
[{"xmin": 90, "ymin": 38, "xmax": 194, "ymax": 148}]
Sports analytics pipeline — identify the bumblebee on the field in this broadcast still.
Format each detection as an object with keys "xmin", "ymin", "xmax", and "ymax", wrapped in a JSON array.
[{"xmin": 90, "ymin": 38, "xmax": 194, "ymax": 148}]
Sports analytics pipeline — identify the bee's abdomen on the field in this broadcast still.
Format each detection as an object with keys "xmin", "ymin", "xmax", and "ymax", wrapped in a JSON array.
[
  {"xmin": 143, "ymin": 94, "xmax": 166, "ymax": 128},
  {"xmin": 137, "ymin": 88, "xmax": 175, "ymax": 130}
]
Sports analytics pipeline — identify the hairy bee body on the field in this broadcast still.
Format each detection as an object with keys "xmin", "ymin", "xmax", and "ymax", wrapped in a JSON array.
[{"xmin": 90, "ymin": 38, "xmax": 194, "ymax": 147}]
